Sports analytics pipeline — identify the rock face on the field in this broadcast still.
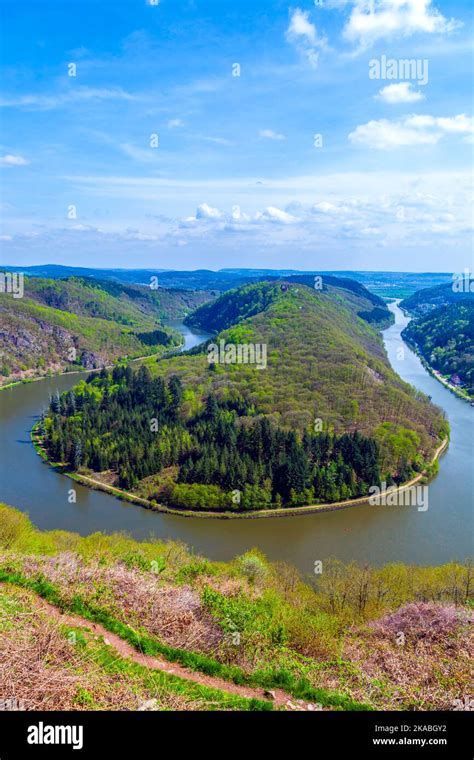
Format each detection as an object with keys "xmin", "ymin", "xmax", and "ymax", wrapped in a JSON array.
[{"xmin": 80, "ymin": 351, "xmax": 105, "ymax": 370}]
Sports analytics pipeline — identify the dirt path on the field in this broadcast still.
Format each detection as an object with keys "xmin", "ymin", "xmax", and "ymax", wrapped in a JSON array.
[{"xmin": 4, "ymin": 584, "xmax": 322, "ymax": 711}]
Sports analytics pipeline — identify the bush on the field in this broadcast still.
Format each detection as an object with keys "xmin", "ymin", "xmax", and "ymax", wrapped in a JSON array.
[
  {"xmin": 371, "ymin": 602, "xmax": 472, "ymax": 643},
  {"xmin": 237, "ymin": 553, "xmax": 268, "ymax": 585}
]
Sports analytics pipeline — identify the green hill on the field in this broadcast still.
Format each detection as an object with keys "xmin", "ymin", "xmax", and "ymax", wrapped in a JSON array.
[
  {"xmin": 400, "ymin": 279, "xmax": 474, "ymax": 316},
  {"xmin": 186, "ymin": 275, "xmax": 392, "ymax": 332},
  {"xmin": 40, "ymin": 280, "xmax": 447, "ymax": 511},
  {"xmin": 0, "ymin": 277, "xmax": 213, "ymax": 384},
  {"xmin": 402, "ymin": 302, "xmax": 474, "ymax": 397}
]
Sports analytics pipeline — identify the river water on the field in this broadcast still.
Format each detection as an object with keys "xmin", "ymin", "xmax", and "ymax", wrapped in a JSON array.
[{"xmin": 0, "ymin": 304, "xmax": 472, "ymax": 574}]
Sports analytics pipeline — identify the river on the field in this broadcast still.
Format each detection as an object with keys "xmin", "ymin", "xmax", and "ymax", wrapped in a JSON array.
[{"xmin": 0, "ymin": 303, "xmax": 472, "ymax": 574}]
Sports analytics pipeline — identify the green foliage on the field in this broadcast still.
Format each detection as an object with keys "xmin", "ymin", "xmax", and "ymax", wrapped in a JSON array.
[
  {"xmin": 403, "ymin": 303, "xmax": 474, "ymax": 395},
  {"xmin": 43, "ymin": 368, "xmax": 383, "ymax": 510},
  {"xmin": 0, "ymin": 275, "xmax": 211, "ymax": 379}
]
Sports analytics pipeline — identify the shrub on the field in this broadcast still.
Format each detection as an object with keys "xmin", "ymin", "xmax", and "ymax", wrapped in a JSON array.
[{"xmin": 237, "ymin": 553, "xmax": 268, "ymax": 585}]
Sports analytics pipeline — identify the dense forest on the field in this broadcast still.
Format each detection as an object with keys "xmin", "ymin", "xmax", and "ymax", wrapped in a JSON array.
[
  {"xmin": 41, "ymin": 364, "xmax": 391, "ymax": 511},
  {"xmin": 402, "ymin": 302, "xmax": 474, "ymax": 396}
]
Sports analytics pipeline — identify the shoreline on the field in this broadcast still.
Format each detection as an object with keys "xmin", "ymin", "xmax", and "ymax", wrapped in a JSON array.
[
  {"xmin": 403, "ymin": 336, "xmax": 473, "ymax": 404},
  {"xmin": 398, "ymin": 307, "xmax": 473, "ymax": 405},
  {"xmin": 0, "ymin": 344, "xmax": 184, "ymax": 393},
  {"xmin": 31, "ymin": 423, "xmax": 449, "ymax": 520}
]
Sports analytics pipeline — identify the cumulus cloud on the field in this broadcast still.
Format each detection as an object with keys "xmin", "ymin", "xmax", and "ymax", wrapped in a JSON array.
[
  {"xmin": 256, "ymin": 206, "xmax": 299, "ymax": 224},
  {"xmin": 349, "ymin": 114, "xmax": 474, "ymax": 148},
  {"xmin": 376, "ymin": 82, "xmax": 425, "ymax": 104},
  {"xmin": 0, "ymin": 154, "xmax": 29, "ymax": 166},
  {"xmin": 343, "ymin": 0, "xmax": 461, "ymax": 49},
  {"xmin": 259, "ymin": 129, "xmax": 286, "ymax": 141},
  {"xmin": 195, "ymin": 203, "xmax": 223, "ymax": 220},
  {"xmin": 286, "ymin": 8, "xmax": 327, "ymax": 68}
]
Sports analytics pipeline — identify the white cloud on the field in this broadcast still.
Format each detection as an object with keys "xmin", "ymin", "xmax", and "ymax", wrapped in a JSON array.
[
  {"xmin": 343, "ymin": 0, "xmax": 461, "ymax": 49},
  {"xmin": 201, "ymin": 136, "xmax": 233, "ymax": 146},
  {"xmin": 0, "ymin": 154, "xmax": 29, "ymax": 166},
  {"xmin": 167, "ymin": 118, "xmax": 184, "ymax": 128},
  {"xmin": 312, "ymin": 201, "xmax": 349, "ymax": 214},
  {"xmin": 377, "ymin": 82, "xmax": 425, "ymax": 104},
  {"xmin": 195, "ymin": 203, "xmax": 223, "ymax": 220},
  {"xmin": 349, "ymin": 114, "xmax": 474, "ymax": 149},
  {"xmin": 255, "ymin": 206, "xmax": 299, "ymax": 224},
  {"xmin": 287, "ymin": 8, "xmax": 317, "ymax": 43},
  {"xmin": 0, "ymin": 87, "xmax": 139, "ymax": 110},
  {"xmin": 286, "ymin": 8, "xmax": 327, "ymax": 68},
  {"xmin": 259, "ymin": 129, "xmax": 286, "ymax": 141}
]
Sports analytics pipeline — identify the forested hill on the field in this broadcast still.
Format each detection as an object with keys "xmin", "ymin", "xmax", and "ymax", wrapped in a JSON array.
[
  {"xmin": 22, "ymin": 276, "xmax": 214, "ymax": 322},
  {"xmin": 400, "ymin": 279, "xmax": 474, "ymax": 315},
  {"xmin": 148, "ymin": 281, "xmax": 446, "ymax": 458},
  {"xmin": 43, "ymin": 279, "xmax": 448, "ymax": 512},
  {"xmin": 402, "ymin": 302, "xmax": 474, "ymax": 397},
  {"xmin": 185, "ymin": 276, "xmax": 392, "ymax": 334},
  {"xmin": 0, "ymin": 277, "xmax": 213, "ymax": 384}
]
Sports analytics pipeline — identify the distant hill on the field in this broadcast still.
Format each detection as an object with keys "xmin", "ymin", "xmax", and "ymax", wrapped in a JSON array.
[
  {"xmin": 0, "ymin": 277, "xmax": 213, "ymax": 384},
  {"xmin": 402, "ymin": 302, "xmax": 474, "ymax": 397},
  {"xmin": 3, "ymin": 264, "xmax": 452, "ymax": 298},
  {"xmin": 186, "ymin": 275, "xmax": 393, "ymax": 332},
  {"xmin": 400, "ymin": 279, "xmax": 474, "ymax": 315}
]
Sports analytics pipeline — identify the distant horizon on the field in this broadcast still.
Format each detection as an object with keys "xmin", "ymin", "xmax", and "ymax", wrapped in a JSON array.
[{"xmin": 1, "ymin": 262, "xmax": 456, "ymax": 276}]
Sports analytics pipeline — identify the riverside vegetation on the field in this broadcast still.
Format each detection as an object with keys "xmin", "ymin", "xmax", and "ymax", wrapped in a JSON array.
[
  {"xmin": 37, "ymin": 280, "xmax": 448, "ymax": 513},
  {"xmin": 0, "ymin": 504, "xmax": 472, "ymax": 711},
  {"xmin": 402, "ymin": 303, "xmax": 474, "ymax": 399}
]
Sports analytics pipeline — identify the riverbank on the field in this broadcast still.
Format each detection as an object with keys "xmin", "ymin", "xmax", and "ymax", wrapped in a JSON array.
[
  {"xmin": 31, "ymin": 422, "xmax": 448, "ymax": 520},
  {"xmin": 0, "ymin": 343, "xmax": 185, "ymax": 393},
  {"xmin": 398, "ymin": 304, "xmax": 473, "ymax": 405},
  {"xmin": 402, "ymin": 334, "xmax": 473, "ymax": 404}
]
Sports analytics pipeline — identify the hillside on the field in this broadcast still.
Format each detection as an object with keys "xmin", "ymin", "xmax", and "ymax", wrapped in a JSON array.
[
  {"xmin": 400, "ymin": 279, "xmax": 474, "ymax": 316},
  {"xmin": 40, "ymin": 280, "xmax": 447, "ymax": 512},
  {"xmin": 186, "ymin": 275, "xmax": 393, "ymax": 332},
  {"xmin": 0, "ymin": 277, "xmax": 213, "ymax": 385},
  {"xmin": 402, "ymin": 302, "xmax": 474, "ymax": 398},
  {"xmin": 0, "ymin": 503, "xmax": 471, "ymax": 712}
]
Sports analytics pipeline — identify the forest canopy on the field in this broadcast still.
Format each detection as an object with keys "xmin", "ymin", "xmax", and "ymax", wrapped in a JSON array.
[{"xmin": 42, "ymin": 364, "xmax": 424, "ymax": 512}]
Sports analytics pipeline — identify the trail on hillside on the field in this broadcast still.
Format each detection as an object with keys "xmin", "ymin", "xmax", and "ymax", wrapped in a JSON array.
[{"xmin": 2, "ymin": 584, "xmax": 323, "ymax": 712}]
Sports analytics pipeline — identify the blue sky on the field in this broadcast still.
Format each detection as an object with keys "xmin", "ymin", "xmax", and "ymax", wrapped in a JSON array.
[{"xmin": 0, "ymin": 0, "xmax": 472, "ymax": 271}]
